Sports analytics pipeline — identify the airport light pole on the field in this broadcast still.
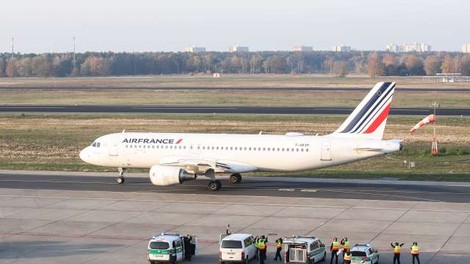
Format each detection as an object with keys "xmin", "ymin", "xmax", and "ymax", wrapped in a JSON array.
[{"xmin": 11, "ymin": 37, "xmax": 14, "ymax": 59}]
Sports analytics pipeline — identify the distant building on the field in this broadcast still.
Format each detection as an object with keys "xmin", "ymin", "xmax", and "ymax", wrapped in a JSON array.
[
  {"xmin": 462, "ymin": 44, "xmax": 470, "ymax": 53},
  {"xmin": 185, "ymin": 46, "xmax": 206, "ymax": 53},
  {"xmin": 385, "ymin": 44, "xmax": 401, "ymax": 53},
  {"xmin": 293, "ymin": 46, "xmax": 313, "ymax": 52},
  {"xmin": 332, "ymin": 45, "xmax": 351, "ymax": 52},
  {"xmin": 229, "ymin": 46, "xmax": 249, "ymax": 52},
  {"xmin": 386, "ymin": 43, "xmax": 431, "ymax": 53}
]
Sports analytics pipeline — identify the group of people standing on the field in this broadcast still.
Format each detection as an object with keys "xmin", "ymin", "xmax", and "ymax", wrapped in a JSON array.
[
  {"xmin": 329, "ymin": 237, "xmax": 422, "ymax": 264},
  {"xmin": 329, "ymin": 237, "xmax": 351, "ymax": 264},
  {"xmin": 254, "ymin": 235, "xmax": 285, "ymax": 264},
  {"xmin": 183, "ymin": 234, "xmax": 194, "ymax": 261},
  {"xmin": 254, "ymin": 235, "xmax": 268, "ymax": 264},
  {"xmin": 391, "ymin": 241, "xmax": 421, "ymax": 264}
]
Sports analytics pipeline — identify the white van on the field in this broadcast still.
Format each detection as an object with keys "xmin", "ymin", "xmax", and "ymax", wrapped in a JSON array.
[
  {"xmin": 147, "ymin": 233, "xmax": 190, "ymax": 264},
  {"xmin": 282, "ymin": 236, "xmax": 326, "ymax": 263},
  {"xmin": 219, "ymin": 233, "xmax": 257, "ymax": 264}
]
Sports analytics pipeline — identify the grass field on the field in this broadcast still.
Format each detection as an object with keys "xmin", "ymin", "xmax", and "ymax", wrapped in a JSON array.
[
  {"xmin": 1, "ymin": 75, "xmax": 470, "ymax": 108},
  {"xmin": 0, "ymin": 114, "xmax": 468, "ymax": 181},
  {"xmin": 1, "ymin": 75, "xmax": 470, "ymax": 88},
  {"xmin": 1, "ymin": 89, "xmax": 470, "ymax": 109}
]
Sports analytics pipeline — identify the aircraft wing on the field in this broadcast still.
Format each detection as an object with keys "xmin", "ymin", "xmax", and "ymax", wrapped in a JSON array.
[{"xmin": 159, "ymin": 156, "xmax": 257, "ymax": 174}]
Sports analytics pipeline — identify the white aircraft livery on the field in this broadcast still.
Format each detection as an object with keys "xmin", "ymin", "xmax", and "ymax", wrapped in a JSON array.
[{"xmin": 80, "ymin": 82, "xmax": 402, "ymax": 191}]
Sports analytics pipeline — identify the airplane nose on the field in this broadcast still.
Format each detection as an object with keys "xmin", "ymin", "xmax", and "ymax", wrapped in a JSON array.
[{"xmin": 79, "ymin": 147, "xmax": 90, "ymax": 162}]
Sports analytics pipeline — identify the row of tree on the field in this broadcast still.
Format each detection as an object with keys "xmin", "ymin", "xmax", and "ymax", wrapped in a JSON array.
[{"xmin": 0, "ymin": 51, "xmax": 469, "ymax": 78}]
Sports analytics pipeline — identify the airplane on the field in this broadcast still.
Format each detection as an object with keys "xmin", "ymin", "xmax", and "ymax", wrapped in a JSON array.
[{"xmin": 79, "ymin": 82, "xmax": 403, "ymax": 191}]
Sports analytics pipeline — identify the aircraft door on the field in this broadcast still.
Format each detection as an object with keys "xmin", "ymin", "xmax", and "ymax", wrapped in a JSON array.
[
  {"xmin": 108, "ymin": 143, "xmax": 118, "ymax": 156},
  {"xmin": 321, "ymin": 141, "xmax": 332, "ymax": 161}
]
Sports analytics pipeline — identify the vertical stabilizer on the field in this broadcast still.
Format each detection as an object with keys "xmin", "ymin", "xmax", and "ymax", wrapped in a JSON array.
[{"xmin": 331, "ymin": 82, "xmax": 396, "ymax": 140}]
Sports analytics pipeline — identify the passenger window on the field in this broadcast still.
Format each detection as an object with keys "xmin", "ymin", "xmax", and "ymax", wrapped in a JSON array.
[
  {"xmin": 312, "ymin": 241, "xmax": 319, "ymax": 249},
  {"xmin": 244, "ymin": 238, "xmax": 251, "ymax": 247}
]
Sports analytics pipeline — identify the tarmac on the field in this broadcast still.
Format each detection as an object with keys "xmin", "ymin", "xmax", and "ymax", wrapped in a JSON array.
[{"xmin": 1, "ymin": 171, "xmax": 469, "ymax": 264}]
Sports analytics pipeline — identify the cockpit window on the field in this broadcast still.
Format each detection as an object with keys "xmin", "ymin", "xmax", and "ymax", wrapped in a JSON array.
[{"xmin": 91, "ymin": 142, "xmax": 101, "ymax": 148}]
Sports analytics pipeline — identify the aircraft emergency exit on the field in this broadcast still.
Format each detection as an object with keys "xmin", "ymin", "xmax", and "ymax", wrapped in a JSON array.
[{"xmin": 80, "ymin": 82, "xmax": 403, "ymax": 191}]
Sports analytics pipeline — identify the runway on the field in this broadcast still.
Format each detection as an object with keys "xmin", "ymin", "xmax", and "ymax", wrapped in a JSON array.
[
  {"xmin": 1, "ymin": 86, "xmax": 470, "ymax": 92},
  {"xmin": 1, "ymin": 171, "xmax": 469, "ymax": 203},
  {"xmin": 1, "ymin": 105, "xmax": 469, "ymax": 116}
]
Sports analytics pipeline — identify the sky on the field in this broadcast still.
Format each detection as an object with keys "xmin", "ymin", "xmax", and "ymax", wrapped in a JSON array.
[{"xmin": 1, "ymin": 0, "xmax": 469, "ymax": 53}]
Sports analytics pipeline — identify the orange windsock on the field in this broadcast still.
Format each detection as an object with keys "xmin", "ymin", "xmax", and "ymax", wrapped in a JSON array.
[{"xmin": 410, "ymin": 114, "xmax": 436, "ymax": 133}]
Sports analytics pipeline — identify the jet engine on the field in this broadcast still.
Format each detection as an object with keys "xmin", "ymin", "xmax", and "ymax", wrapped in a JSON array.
[{"xmin": 149, "ymin": 165, "xmax": 196, "ymax": 186}]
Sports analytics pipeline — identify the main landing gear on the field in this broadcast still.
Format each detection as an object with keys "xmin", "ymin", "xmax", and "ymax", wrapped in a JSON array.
[
  {"xmin": 117, "ymin": 167, "xmax": 126, "ymax": 184},
  {"xmin": 208, "ymin": 180, "xmax": 222, "ymax": 191},
  {"xmin": 205, "ymin": 168, "xmax": 222, "ymax": 191},
  {"xmin": 229, "ymin": 173, "xmax": 242, "ymax": 184}
]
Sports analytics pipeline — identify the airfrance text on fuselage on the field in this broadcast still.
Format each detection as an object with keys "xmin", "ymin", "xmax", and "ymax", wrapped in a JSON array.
[{"xmin": 122, "ymin": 138, "xmax": 182, "ymax": 144}]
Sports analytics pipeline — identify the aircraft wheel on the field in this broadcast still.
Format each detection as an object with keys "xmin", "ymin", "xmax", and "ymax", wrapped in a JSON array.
[
  {"xmin": 229, "ymin": 173, "xmax": 242, "ymax": 184},
  {"xmin": 208, "ymin": 180, "xmax": 222, "ymax": 191},
  {"xmin": 116, "ymin": 176, "xmax": 125, "ymax": 184}
]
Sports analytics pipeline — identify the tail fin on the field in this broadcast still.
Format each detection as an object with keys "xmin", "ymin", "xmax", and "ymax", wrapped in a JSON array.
[{"xmin": 331, "ymin": 82, "xmax": 396, "ymax": 140}]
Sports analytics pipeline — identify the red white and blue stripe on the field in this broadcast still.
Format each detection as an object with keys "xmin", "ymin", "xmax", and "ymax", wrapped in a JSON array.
[{"xmin": 333, "ymin": 82, "xmax": 396, "ymax": 139}]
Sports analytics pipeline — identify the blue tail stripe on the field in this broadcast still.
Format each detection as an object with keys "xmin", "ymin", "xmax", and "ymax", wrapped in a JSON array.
[
  {"xmin": 349, "ymin": 85, "xmax": 394, "ymax": 133},
  {"xmin": 339, "ymin": 82, "xmax": 393, "ymax": 133}
]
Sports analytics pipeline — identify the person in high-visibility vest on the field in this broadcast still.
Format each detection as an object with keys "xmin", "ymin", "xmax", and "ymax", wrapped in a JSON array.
[
  {"xmin": 410, "ymin": 242, "xmax": 421, "ymax": 264},
  {"xmin": 257, "ymin": 237, "xmax": 266, "ymax": 264},
  {"xmin": 254, "ymin": 236, "xmax": 260, "ymax": 259},
  {"xmin": 274, "ymin": 237, "xmax": 283, "ymax": 261},
  {"xmin": 343, "ymin": 249, "xmax": 352, "ymax": 264},
  {"xmin": 390, "ymin": 242, "xmax": 404, "ymax": 264},
  {"xmin": 257, "ymin": 235, "xmax": 268, "ymax": 263},
  {"xmin": 330, "ymin": 237, "xmax": 339, "ymax": 264},
  {"xmin": 340, "ymin": 237, "xmax": 350, "ymax": 259}
]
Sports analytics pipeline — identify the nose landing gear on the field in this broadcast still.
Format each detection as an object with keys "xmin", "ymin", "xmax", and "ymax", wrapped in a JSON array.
[{"xmin": 117, "ymin": 167, "xmax": 126, "ymax": 184}]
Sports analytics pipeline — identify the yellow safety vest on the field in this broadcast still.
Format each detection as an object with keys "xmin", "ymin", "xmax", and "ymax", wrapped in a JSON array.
[
  {"xmin": 258, "ymin": 242, "xmax": 266, "ymax": 250},
  {"xmin": 276, "ymin": 241, "xmax": 282, "ymax": 248},
  {"xmin": 411, "ymin": 245, "xmax": 419, "ymax": 254},
  {"xmin": 343, "ymin": 241, "xmax": 350, "ymax": 250},
  {"xmin": 332, "ymin": 241, "xmax": 339, "ymax": 251},
  {"xmin": 393, "ymin": 246, "xmax": 401, "ymax": 254},
  {"xmin": 344, "ymin": 252, "xmax": 352, "ymax": 261}
]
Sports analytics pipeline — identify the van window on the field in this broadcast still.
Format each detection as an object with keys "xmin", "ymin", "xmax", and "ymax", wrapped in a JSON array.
[
  {"xmin": 221, "ymin": 240, "xmax": 243, "ymax": 249},
  {"xmin": 312, "ymin": 241, "xmax": 319, "ymax": 250},
  {"xmin": 351, "ymin": 251, "xmax": 366, "ymax": 257},
  {"xmin": 150, "ymin": 242, "xmax": 170, "ymax": 250},
  {"xmin": 174, "ymin": 240, "xmax": 182, "ymax": 248},
  {"xmin": 244, "ymin": 238, "xmax": 252, "ymax": 247}
]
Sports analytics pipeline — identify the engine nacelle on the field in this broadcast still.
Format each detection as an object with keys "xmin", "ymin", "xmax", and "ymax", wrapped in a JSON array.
[{"xmin": 149, "ymin": 165, "xmax": 195, "ymax": 186}]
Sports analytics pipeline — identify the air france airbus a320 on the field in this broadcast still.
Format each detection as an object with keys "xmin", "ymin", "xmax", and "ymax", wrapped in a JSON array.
[{"xmin": 80, "ymin": 82, "xmax": 403, "ymax": 191}]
